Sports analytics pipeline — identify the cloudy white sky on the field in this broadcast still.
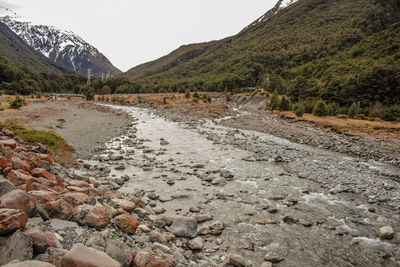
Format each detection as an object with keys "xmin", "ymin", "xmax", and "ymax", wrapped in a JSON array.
[{"xmin": 1, "ymin": 0, "xmax": 277, "ymax": 71}]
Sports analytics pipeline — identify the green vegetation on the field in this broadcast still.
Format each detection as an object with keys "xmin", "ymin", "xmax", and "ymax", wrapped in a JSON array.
[
  {"xmin": 0, "ymin": 122, "xmax": 71, "ymax": 149},
  {"xmin": 0, "ymin": 56, "xmax": 85, "ymax": 95},
  {"xmin": 9, "ymin": 95, "xmax": 25, "ymax": 109}
]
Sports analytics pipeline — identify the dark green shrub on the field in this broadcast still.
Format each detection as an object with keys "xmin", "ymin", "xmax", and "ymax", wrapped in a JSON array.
[
  {"xmin": 348, "ymin": 102, "xmax": 360, "ymax": 118},
  {"xmin": 313, "ymin": 100, "xmax": 328, "ymax": 116},
  {"xmin": 193, "ymin": 92, "xmax": 200, "ymax": 98},
  {"xmin": 294, "ymin": 103, "xmax": 305, "ymax": 117},
  {"xmin": 9, "ymin": 95, "xmax": 25, "ymax": 109},
  {"xmin": 268, "ymin": 91, "xmax": 279, "ymax": 111},
  {"xmin": 278, "ymin": 95, "xmax": 292, "ymax": 111},
  {"xmin": 185, "ymin": 91, "xmax": 191, "ymax": 98},
  {"xmin": 192, "ymin": 97, "xmax": 199, "ymax": 104}
]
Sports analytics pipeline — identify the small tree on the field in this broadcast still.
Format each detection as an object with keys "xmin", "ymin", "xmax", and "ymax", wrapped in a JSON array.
[
  {"xmin": 348, "ymin": 102, "xmax": 359, "ymax": 118},
  {"xmin": 268, "ymin": 90, "xmax": 279, "ymax": 111},
  {"xmin": 9, "ymin": 95, "xmax": 25, "ymax": 109},
  {"xmin": 185, "ymin": 91, "xmax": 191, "ymax": 99},
  {"xmin": 279, "ymin": 95, "xmax": 292, "ymax": 111},
  {"xmin": 313, "ymin": 100, "xmax": 328, "ymax": 116},
  {"xmin": 294, "ymin": 103, "xmax": 305, "ymax": 117}
]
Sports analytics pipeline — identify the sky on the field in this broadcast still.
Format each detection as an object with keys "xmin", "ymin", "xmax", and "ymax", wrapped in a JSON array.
[{"xmin": 1, "ymin": 0, "xmax": 277, "ymax": 71}]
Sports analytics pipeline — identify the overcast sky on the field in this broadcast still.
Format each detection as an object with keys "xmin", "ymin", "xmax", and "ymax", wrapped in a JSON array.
[{"xmin": 2, "ymin": 0, "xmax": 277, "ymax": 71}]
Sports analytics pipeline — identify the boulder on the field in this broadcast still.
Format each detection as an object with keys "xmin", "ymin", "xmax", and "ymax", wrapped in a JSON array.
[
  {"xmin": 132, "ymin": 250, "xmax": 170, "ymax": 267},
  {"xmin": 61, "ymin": 192, "xmax": 95, "ymax": 206},
  {"xmin": 111, "ymin": 199, "xmax": 136, "ymax": 212},
  {"xmin": 0, "ymin": 138, "xmax": 18, "ymax": 149},
  {"xmin": 0, "ymin": 156, "xmax": 12, "ymax": 169},
  {"xmin": 29, "ymin": 190, "xmax": 58, "ymax": 205},
  {"xmin": 0, "ymin": 209, "xmax": 28, "ymax": 235},
  {"xmin": 105, "ymin": 239, "xmax": 132, "ymax": 267},
  {"xmin": 31, "ymin": 168, "xmax": 55, "ymax": 181},
  {"xmin": 35, "ymin": 247, "xmax": 67, "ymax": 267},
  {"xmin": 0, "ymin": 177, "xmax": 15, "ymax": 197},
  {"xmin": 149, "ymin": 230, "xmax": 168, "ymax": 245},
  {"xmin": 378, "ymin": 226, "xmax": 395, "ymax": 240},
  {"xmin": 10, "ymin": 157, "xmax": 31, "ymax": 172},
  {"xmin": 229, "ymin": 254, "xmax": 250, "ymax": 267},
  {"xmin": 0, "ymin": 190, "xmax": 36, "ymax": 216},
  {"xmin": 1, "ymin": 260, "xmax": 55, "ymax": 267},
  {"xmin": 167, "ymin": 216, "xmax": 197, "ymax": 238},
  {"xmin": 73, "ymin": 204, "xmax": 110, "ymax": 229},
  {"xmin": 113, "ymin": 214, "xmax": 139, "ymax": 234},
  {"xmin": 189, "ymin": 237, "xmax": 204, "ymax": 250},
  {"xmin": 61, "ymin": 243, "xmax": 121, "ymax": 267},
  {"xmin": 46, "ymin": 200, "xmax": 73, "ymax": 220},
  {"xmin": 23, "ymin": 228, "xmax": 62, "ymax": 254},
  {"xmin": 6, "ymin": 170, "xmax": 32, "ymax": 187},
  {"xmin": 0, "ymin": 231, "xmax": 33, "ymax": 265}
]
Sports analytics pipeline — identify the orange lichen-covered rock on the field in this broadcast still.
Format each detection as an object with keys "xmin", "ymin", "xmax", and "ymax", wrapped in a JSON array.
[
  {"xmin": 29, "ymin": 190, "xmax": 59, "ymax": 205},
  {"xmin": 46, "ymin": 199, "xmax": 74, "ymax": 220},
  {"xmin": 0, "ymin": 156, "xmax": 12, "ymax": 169},
  {"xmin": 61, "ymin": 192, "xmax": 95, "ymax": 206},
  {"xmin": 113, "ymin": 214, "xmax": 139, "ymax": 234},
  {"xmin": 6, "ymin": 170, "xmax": 33, "ymax": 187},
  {"xmin": 31, "ymin": 168, "xmax": 55, "ymax": 181},
  {"xmin": 0, "ymin": 208, "xmax": 28, "ymax": 235},
  {"xmin": 73, "ymin": 204, "xmax": 111, "ymax": 229},
  {"xmin": 0, "ymin": 189, "xmax": 36, "ymax": 217},
  {"xmin": 10, "ymin": 156, "xmax": 31, "ymax": 172}
]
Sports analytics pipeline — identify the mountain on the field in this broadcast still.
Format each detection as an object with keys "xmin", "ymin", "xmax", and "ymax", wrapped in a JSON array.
[
  {"xmin": 123, "ymin": 0, "xmax": 400, "ymax": 106},
  {"xmin": 244, "ymin": 0, "xmax": 299, "ymax": 30},
  {"xmin": 0, "ymin": 21, "xmax": 68, "ymax": 73},
  {"xmin": 0, "ymin": 6, "xmax": 121, "ymax": 77}
]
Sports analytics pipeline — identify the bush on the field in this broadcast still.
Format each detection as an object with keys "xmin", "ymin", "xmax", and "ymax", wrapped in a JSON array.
[
  {"xmin": 302, "ymin": 100, "xmax": 315, "ymax": 113},
  {"xmin": 268, "ymin": 91, "xmax": 279, "ymax": 111},
  {"xmin": 278, "ymin": 95, "xmax": 292, "ymax": 111},
  {"xmin": 163, "ymin": 96, "xmax": 168, "ymax": 104},
  {"xmin": 313, "ymin": 100, "xmax": 328, "ymax": 116},
  {"xmin": 192, "ymin": 97, "xmax": 199, "ymax": 104},
  {"xmin": 185, "ymin": 91, "xmax": 191, "ymax": 98},
  {"xmin": 348, "ymin": 102, "xmax": 360, "ymax": 118},
  {"xmin": 193, "ymin": 92, "xmax": 200, "ymax": 98},
  {"xmin": 381, "ymin": 105, "xmax": 400, "ymax": 121},
  {"xmin": 294, "ymin": 103, "xmax": 305, "ymax": 117},
  {"xmin": 369, "ymin": 101, "xmax": 384, "ymax": 118},
  {"xmin": 9, "ymin": 95, "xmax": 25, "ymax": 109}
]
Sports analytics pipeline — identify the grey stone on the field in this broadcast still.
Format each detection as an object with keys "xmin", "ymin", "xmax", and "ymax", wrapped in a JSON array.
[
  {"xmin": 105, "ymin": 239, "xmax": 132, "ymax": 267},
  {"xmin": 229, "ymin": 254, "xmax": 250, "ymax": 267},
  {"xmin": 189, "ymin": 237, "xmax": 204, "ymax": 250},
  {"xmin": 61, "ymin": 243, "xmax": 120, "ymax": 267},
  {"xmin": 0, "ymin": 231, "xmax": 33, "ymax": 265},
  {"xmin": 0, "ymin": 177, "xmax": 15, "ymax": 197},
  {"xmin": 2, "ymin": 260, "xmax": 55, "ymax": 267},
  {"xmin": 378, "ymin": 226, "xmax": 394, "ymax": 240},
  {"xmin": 167, "ymin": 216, "xmax": 198, "ymax": 238},
  {"xmin": 151, "ymin": 242, "xmax": 171, "ymax": 254}
]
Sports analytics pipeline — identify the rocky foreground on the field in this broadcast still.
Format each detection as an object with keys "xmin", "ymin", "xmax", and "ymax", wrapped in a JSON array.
[{"xmin": 1, "ymin": 102, "xmax": 399, "ymax": 267}]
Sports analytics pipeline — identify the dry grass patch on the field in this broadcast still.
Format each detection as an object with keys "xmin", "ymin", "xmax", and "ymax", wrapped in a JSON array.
[{"xmin": 278, "ymin": 111, "xmax": 400, "ymax": 139}]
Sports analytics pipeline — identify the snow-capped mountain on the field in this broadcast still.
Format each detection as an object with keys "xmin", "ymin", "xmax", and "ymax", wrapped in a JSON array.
[
  {"xmin": 244, "ymin": 0, "xmax": 299, "ymax": 30},
  {"xmin": 0, "ymin": 6, "xmax": 120, "ymax": 76}
]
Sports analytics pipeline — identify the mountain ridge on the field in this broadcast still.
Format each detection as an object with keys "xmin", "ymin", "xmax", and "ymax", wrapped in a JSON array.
[{"xmin": 0, "ymin": 6, "xmax": 121, "ymax": 77}]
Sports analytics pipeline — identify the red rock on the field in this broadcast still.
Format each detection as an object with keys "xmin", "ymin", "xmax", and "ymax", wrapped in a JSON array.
[
  {"xmin": 61, "ymin": 192, "xmax": 95, "ymax": 206},
  {"xmin": 0, "ymin": 189, "xmax": 36, "ymax": 216},
  {"xmin": 111, "ymin": 198, "xmax": 136, "ymax": 212},
  {"xmin": 149, "ymin": 230, "xmax": 169, "ymax": 245},
  {"xmin": 26, "ymin": 182, "xmax": 49, "ymax": 192},
  {"xmin": 24, "ymin": 228, "xmax": 62, "ymax": 253},
  {"xmin": 29, "ymin": 190, "xmax": 59, "ymax": 204},
  {"xmin": 0, "ymin": 208, "xmax": 28, "ymax": 234},
  {"xmin": 0, "ymin": 156, "xmax": 12, "ymax": 169},
  {"xmin": 31, "ymin": 168, "xmax": 55, "ymax": 181},
  {"xmin": 2, "ymin": 166, "xmax": 12, "ymax": 174},
  {"xmin": 46, "ymin": 199, "xmax": 74, "ymax": 220},
  {"xmin": 22, "ymin": 152, "xmax": 42, "ymax": 168},
  {"xmin": 61, "ymin": 243, "xmax": 120, "ymax": 267},
  {"xmin": 1, "ymin": 260, "xmax": 55, "ymax": 266},
  {"xmin": 66, "ymin": 186, "xmax": 90, "ymax": 194},
  {"xmin": 0, "ymin": 138, "xmax": 18, "ymax": 149},
  {"xmin": 113, "ymin": 214, "xmax": 139, "ymax": 234},
  {"xmin": 38, "ymin": 153, "xmax": 54, "ymax": 163},
  {"xmin": 68, "ymin": 180, "xmax": 91, "ymax": 188},
  {"xmin": 73, "ymin": 204, "xmax": 110, "ymax": 229},
  {"xmin": 10, "ymin": 157, "xmax": 31, "ymax": 172},
  {"xmin": 132, "ymin": 250, "xmax": 170, "ymax": 267},
  {"xmin": 6, "ymin": 170, "xmax": 33, "ymax": 186}
]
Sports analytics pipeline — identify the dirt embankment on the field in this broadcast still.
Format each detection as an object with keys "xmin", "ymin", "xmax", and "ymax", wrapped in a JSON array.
[{"xmin": 1, "ymin": 99, "xmax": 131, "ymax": 160}]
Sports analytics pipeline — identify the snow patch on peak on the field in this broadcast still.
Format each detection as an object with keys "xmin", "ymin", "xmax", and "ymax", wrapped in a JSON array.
[{"xmin": 244, "ymin": 0, "xmax": 299, "ymax": 31}]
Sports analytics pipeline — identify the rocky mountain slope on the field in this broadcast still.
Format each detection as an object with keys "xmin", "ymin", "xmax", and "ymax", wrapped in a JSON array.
[
  {"xmin": 0, "ymin": 22, "xmax": 67, "ymax": 74},
  {"xmin": 0, "ymin": 5, "xmax": 121, "ymax": 77},
  {"xmin": 123, "ymin": 0, "xmax": 400, "ymax": 107}
]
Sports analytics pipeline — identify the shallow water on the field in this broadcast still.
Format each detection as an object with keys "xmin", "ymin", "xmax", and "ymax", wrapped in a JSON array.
[{"xmin": 89, "ymin": 105, "xmax": 400, "ymax": 266}]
